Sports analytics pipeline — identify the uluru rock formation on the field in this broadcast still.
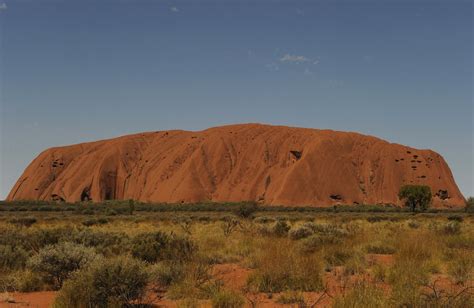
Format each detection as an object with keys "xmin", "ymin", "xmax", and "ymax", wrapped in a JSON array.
[{"xmin": 7, "ymin": 124, "xmax": 465, "ymax": 207}]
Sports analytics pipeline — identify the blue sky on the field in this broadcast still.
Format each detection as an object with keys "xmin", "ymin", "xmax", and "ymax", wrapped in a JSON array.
[{"xmin": 0, "ymin": 0, "xmax": 472, "ymax": 199}]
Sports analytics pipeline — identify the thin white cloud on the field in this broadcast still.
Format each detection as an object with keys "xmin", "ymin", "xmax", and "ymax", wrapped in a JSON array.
[
  {"xmin": 266, "ymin": 62, "xmax": 279, "ymax": 71},
  {"xmin": 0, "ymin": 3, "xmax": 7, "ymax": 10},
  {"xmin": 170, "ymin": 6, "xmax": 179, "ymax": 13},
  {"xmin": 280, "ymin": 54, "xmax": 309, "ymax": 63}
]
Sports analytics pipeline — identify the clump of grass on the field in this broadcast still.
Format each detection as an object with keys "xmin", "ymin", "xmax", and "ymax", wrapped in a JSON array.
[
  {"xmin": 221, "ymin": 217, "xmax": 240, "ymax": 237},
  {"xmin": 323, "ymin": 246, "xmax": 353, "ymax": 267},
  {"xmin": 447, "ymin": 250, "xmax": 473, "ymax": 285},
  {"xmin": 276, "ymin": 290, "xmax": 305, "ymax": 305},
  {"xmin": 447, "ymin": 215, "xmax": 463, "ymax": 222},
  {"xmin": 333, "ymin": 281, "xmax": 389, "ymax": 307},
  {"xmin": 388, "ymin": 232, "xmax": 434, "ymax": 306},
  {"xmin": 210, "ymin": 288, "xmax": 245, "ymax": 308},
  {"xmin": 166, "ymin": 261, "xmax": 213, "ymax": 300},
  {"xmin": 445, "ymin": 234, "xmax": 474, "ymax": 250},
  {"xmin": 343, "ymin": 252, "xmax": 367, "ymax": 276},
  {"xmin": 366, "ymin": 243, "xmax": 396, "ymax": 255},
  {"xmin": 247, "ymin": 239, "xmax": 323, "ymax": 293},
  {"xmin": 407, "ymin": 220, "xmax": 420, "ymax": 229},
  {"xmin": 372, "ymin": 264, "xmax": 388, "ymax": 282},
  {"xmin": 298, "ymin": 234, "xmax": 343, "ymax": 253}
]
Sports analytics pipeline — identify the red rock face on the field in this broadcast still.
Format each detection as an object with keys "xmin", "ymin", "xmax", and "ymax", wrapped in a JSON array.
[{"xmin": 7, "ymin": 124, "xmax": 465, "ymax": 207}]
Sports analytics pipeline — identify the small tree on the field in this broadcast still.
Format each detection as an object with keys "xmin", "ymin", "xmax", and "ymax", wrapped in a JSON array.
[
  {"xmin": 28, "ymin": 242, "xmax": 99, "ymax": 289},
  {"xmin": 128, "ymin": 199, "xmax": 135, "ymax": 215},
  {"xmin": 235, "ymin": 202, "xmax": 258, "ymax": 219},
  {"xmin": 465, "ymin": 197, "xmax": 474, "ymax": 213},
  {"xmin": 398, "ymin": 185, "xmax": 432, "ymax": 212}
]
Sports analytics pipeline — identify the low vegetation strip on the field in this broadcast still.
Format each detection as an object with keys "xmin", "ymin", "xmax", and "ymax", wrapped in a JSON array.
[{"xmin": 0, "ymin": 205, "xmax": 473, "ymax": 307}]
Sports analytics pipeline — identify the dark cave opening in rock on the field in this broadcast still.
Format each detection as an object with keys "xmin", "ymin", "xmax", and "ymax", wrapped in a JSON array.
[
  {"xmin": 81, "ymin": 188, "xmax": 91, "ymax": 202},
  {"xmin": 290, "ymin": 150, "xmax": 302, "ymax": 160},
  {"xmin": 100, "ymin": 171, "xmax": 117, "ymax": 201},
  {"xmin": 436, "ymin": 189, "xmax": 449, "ymax": 200}
]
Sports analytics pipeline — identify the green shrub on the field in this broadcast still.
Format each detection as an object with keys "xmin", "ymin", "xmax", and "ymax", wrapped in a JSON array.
[
  {"xmin": 310, "ymin": 223, "xmax": 348, "ymax": 237},
  {"xmin": 0, "ymin": 244, "xmax": 29, "ymax": 270},
  {"xmin": 272, "ymin": 220, "xmax": 290, "ymax": 237},
  {"xmin": 81, "ymin": 218, "xmax": 109, "ymax": 226},
  {"xmin": 25, "ymin": 227, "xmax": 76, "ymax": 251},
  {"xmin": 72, "ymin": 229, "xmax": 128, "ymax": 256},
  {"xmin": 8, "ymin": 216, "xmax": 37, "ymax": 227},
  {"xmin": 234, "ymin": 202, "xmax": 258, "ymax": 219},
  {"xmin": 366, "ymin": 244, "xmax": 396, "ymax": 255},
  {"xmin": 131, "ymin": 231, "xmax": 195, "ymax": 263},
  {"xmin": 465, "ymin": 197, "xmax": 474, "ymax": 213},
  {"xmin": 150, "ymin": 261, "xmax": 186, "ymax": 287},
  {"xmin": 407, "ymin": 220, "xmax": 420, "ymax": 229},
  {"xmin": 253, "ymin": 216, "xmax": 274, "ymax": 224},
  {"xmin": 289, "ymin": 225, "xmax": 314, "ymax": 240},
  {"xmin": 54, "ymin": 256, "xmax": 149, "ymax": 307},
  {"xmin": 0, "ymin": 269, "xmax": 43, "ymax": 292},
  {"xmin": 211, "ymin": 288, "xmax": 245, "ymax": 308},
  {"xmin": 447, "ymin": 215, "xmax": 463, "ymax": 222},
  {"xmin": 443, "ymin": 221, "xmax": 461, "ymax": 235},
  {"xmin": 28, "ymin": 242, "xmax": 99, "ymax": 289},
  {"xmin": 12, "ymin": 270, "xmax": 43, "ymax": 292},
  {"xmin": 367, "ymin": 216, "xmax": 389, "ymax": 223}
]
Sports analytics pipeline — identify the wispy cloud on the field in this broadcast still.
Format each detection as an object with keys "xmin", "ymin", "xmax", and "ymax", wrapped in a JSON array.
[
  {"xmin": 170, "ymin": 6, "xmax": 179, "ymax": 13},
  {"xmin": 280, "ymin": 54, "xmax": 309, "ymax": 63},
  {"xmin": 0, "ymin": 3, "xmax": 7, "ymax": 10},
  {"xmin": 265, "ymin": 62, "xmax": 279, "ymax": 71}
]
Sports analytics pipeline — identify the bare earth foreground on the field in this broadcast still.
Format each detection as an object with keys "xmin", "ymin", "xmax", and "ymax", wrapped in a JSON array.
[{"xmin": 7, "ymin": 124, "xmax": 464, "ymax": 207}]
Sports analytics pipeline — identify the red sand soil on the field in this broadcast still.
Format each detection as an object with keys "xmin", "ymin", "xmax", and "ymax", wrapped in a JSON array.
[
  {"xmin": 7, "ymin": 123, "xmax": 464, "ymax": 207},
  {"xmin": 0, "ymin": 291, "xmax": 56, "ymax": 308},
  {"xmin": 366, "ymin": 253, "xmax": 395, "ymax": 267}
]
